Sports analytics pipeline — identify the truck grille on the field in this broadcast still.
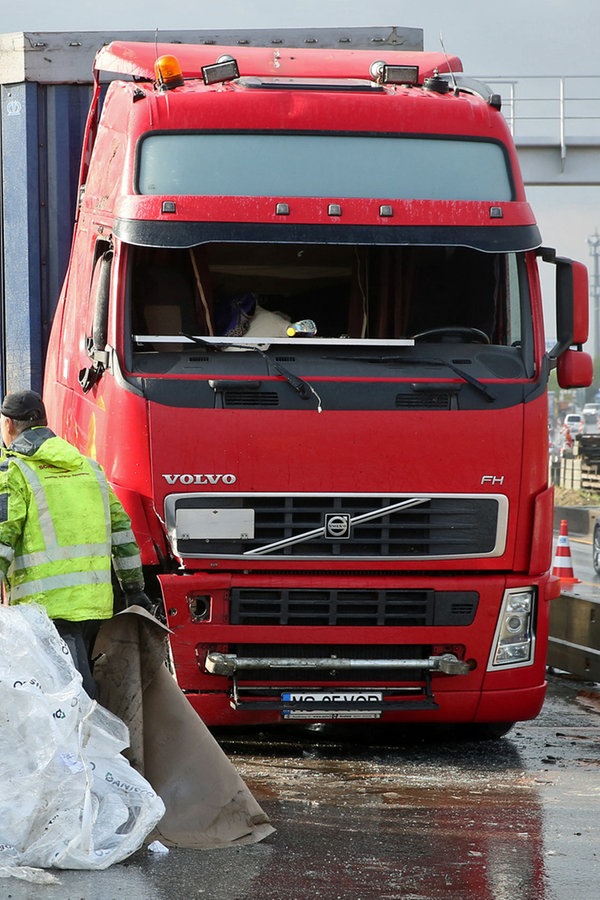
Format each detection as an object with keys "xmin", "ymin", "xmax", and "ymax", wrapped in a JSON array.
[
  {"xmin": 166, "ymin": 493, "xmax": 504, "ymax": 559},
  {"xmin": 230, "ymin": 588, "xmax": 478, "ymax": 626}
]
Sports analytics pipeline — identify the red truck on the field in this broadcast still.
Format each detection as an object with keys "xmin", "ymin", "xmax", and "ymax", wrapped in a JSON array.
[{"xmin": 43, "ymin": 31, "xmax": 591, "ymax": 735}]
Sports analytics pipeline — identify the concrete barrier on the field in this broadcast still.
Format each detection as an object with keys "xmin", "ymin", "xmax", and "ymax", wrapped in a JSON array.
[
  {"xmin": 548, "ymin": 588, "xmax": 600, "ymax": 682},
  {"xmin": 548, "ymin": 514, "xmax": 600, "ymax": 681},
  {"xmin": 553, "ymin": 506, "xmax": 600, "ymax": 537}
]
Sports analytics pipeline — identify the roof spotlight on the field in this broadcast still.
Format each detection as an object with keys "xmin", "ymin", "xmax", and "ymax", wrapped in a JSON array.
[
  {"xmin": 202, "ymin": 56, "xmax": 240, "ymax": 86},
  {"xmin": 369, "ymin": 60, "xmax": 419, "ymax": 85}
]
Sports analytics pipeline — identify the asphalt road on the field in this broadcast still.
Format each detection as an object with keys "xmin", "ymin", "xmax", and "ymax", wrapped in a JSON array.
[{"xmin": 5, "ymin": 672, "xmax": 599, "ymax": 900}]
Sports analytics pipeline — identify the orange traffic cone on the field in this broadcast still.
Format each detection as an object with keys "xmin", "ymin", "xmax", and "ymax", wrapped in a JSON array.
[{"xmin": 552, "ymin": 519, "xmax": 580, "ymax": 584}]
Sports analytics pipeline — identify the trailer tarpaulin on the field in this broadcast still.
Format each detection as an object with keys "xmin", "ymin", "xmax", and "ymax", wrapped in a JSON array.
[{"xmin": 92, "ymin": 608, "xmax": 275, "ymax": 848}]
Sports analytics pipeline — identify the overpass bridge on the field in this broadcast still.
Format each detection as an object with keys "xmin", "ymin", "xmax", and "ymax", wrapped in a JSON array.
[{"xmin": 481, "ymin": 75, "xmax": 600, "ymax": 186}]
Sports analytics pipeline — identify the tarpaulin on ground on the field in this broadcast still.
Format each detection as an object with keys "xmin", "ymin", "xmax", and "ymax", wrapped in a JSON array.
[{"xmin": 92, "ymin": 608, "xmax": 275, "ymax": 848}]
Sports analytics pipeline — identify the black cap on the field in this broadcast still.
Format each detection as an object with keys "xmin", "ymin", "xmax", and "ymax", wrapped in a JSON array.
[{"xmin": 0, "ymin": 390, "xmax": 47, "ymax": 422}]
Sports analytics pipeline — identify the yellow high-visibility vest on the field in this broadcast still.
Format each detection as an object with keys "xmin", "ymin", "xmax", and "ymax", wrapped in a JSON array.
[{"xmin": 0, "ymin": 429, "xmax": 143, "ymax": 621}]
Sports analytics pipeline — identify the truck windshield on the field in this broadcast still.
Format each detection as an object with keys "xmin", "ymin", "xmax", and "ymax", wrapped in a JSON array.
[
  {"xmin": 137, "ymin": 133, "xmax": 513, "ymax": 201},
  {"xmin": 128, "ymin": 242, "xmax": 528, "ymax": 354}
]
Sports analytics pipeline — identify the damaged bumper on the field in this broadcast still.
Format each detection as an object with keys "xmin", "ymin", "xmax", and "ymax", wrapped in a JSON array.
[{"xmin": 205, "ymin": 651, "xmax": 473, "ymax": 677}]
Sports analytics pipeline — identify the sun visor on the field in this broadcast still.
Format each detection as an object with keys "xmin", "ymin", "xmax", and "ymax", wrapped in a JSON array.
[{"xmin": 114, "ymin": 219, "xmax": 542, "ymax": 253}]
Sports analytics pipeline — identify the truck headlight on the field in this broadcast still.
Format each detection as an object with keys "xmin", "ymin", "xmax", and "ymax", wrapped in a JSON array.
[{"xmin": 488, "ymin": 589, "xmax": 535, "ymax": 669}]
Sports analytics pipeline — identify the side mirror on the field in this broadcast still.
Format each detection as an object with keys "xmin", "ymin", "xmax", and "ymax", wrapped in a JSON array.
[
  {"xmin": 558, "ymin": 259, "xmax": 589, "ymax": 346},
  {"xmin": 557, "ymin": 348, "xmax": 593, "ymax": 388},
  {"xmin": 539, "ymin": 249, "xmax": 589, "ymax": 357}
]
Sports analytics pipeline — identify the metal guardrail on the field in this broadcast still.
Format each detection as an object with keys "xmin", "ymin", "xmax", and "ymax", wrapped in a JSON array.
[
  {"xmin": 478, "ymin": 75, "xmax": 600, "ymax": 166},
  {"xmin": 480, "ymin": 75, "xmax": 600, "ymax": 137},
  {"xmin": 549, "ymin": 456, "xmax": 584, "ymax": 490}
]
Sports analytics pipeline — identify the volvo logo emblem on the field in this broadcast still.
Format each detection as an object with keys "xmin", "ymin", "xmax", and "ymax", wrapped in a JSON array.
[{"xmin": 325, "ymin": 513, "xmax": 352, "ymax": 540}]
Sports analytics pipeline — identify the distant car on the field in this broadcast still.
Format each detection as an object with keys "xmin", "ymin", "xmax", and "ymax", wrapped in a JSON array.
[
  {"xmin": 564, "ymin": 413, "xmax": 583, "ymax": 435},
  {"xmin": 581, "ymin": 411, "xmax": 600, "ymax": 435}
]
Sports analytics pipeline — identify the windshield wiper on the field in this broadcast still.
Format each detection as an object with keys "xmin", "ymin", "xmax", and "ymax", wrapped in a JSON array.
[
  {"xmin": 428, "ymin": 358, "xmax": 495, "ymax": 402},
  {"xmin": 183, "ymin": 334, "xmax": 323, "ymax": 411},
  {"xmin": 326, "ymin": 354, "xmax": 496, "ymax": 403}
]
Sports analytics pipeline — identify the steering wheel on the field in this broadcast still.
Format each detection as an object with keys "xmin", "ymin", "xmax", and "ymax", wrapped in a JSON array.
[{"xmin": 413, "ymin": 326, "xmax": 490, "ymax": 344}]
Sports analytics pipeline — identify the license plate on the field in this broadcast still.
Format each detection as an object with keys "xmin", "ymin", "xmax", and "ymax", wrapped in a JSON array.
[{"xmin": 282, "ymin": 690, "xmax": 383, "ymax": 719}]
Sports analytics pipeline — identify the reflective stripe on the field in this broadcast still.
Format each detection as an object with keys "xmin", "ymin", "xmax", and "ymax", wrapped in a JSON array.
[
  {"xmin": 112, "ymin": 528, "xmax": 137, "ymax": 547},
  {"xmin": 14, "ymin": 543, "xmax": 111, "ymax": 570},
  {"xmin": 10, "ymin": 567, "xmax": 113, "ymax": 602},
  {"xmin": 10, "ymin": 459, "xmax": 59, "ymax": 548},
  {"xmin": 113, "ymin": 553, "xmax": 143, "ymax": 572}
]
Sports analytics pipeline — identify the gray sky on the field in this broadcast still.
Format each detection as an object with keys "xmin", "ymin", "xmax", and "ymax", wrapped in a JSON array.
[
  {"xmin": 2, "ymin": 0, "xmax": 598, "ymax": 75},
  {"xmin": 2, "ymin": 0, "xmax": 599, "ymax": 343}
]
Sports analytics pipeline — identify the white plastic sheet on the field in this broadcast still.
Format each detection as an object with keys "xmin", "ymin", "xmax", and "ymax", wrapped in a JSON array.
[{"xmin": 0, "ymin": 604, "xmax": 165, "ymax": 872}]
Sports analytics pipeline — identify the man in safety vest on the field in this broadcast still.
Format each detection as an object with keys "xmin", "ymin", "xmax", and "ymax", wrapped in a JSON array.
[{"xmin": 0, "ymin": 390, "xmax": 153, "ymax": 697}]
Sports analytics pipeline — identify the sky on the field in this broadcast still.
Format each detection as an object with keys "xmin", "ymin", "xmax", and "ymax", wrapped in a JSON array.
[
  {"xmin": 2, "ymin": 0, "xmax": 599, "ymax": 344},
  {"xmin": 2, "ymin": 0, "xmax": 597, "ymax": 75}
]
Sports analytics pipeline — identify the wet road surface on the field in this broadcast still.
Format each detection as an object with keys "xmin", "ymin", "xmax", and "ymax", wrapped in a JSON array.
[{"xmin": 4, "ymin": 672, "xmax": 599, "ymax": 900}]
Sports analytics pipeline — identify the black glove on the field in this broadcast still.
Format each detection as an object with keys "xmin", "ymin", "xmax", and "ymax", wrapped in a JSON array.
[{"xmin": 124, "ymin": 589, "xmax": 154, "ymax": 613}]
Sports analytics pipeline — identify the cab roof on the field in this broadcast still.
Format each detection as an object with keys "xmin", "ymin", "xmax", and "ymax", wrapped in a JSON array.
[{"xmin": 94, "ymin": 40, "xmax": 462, "ymax": 83}]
